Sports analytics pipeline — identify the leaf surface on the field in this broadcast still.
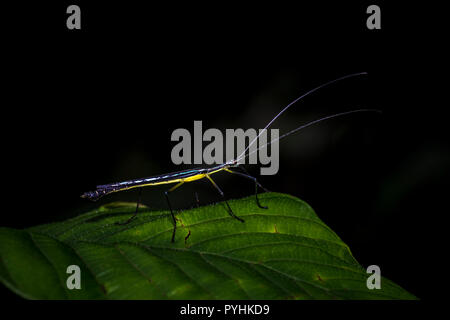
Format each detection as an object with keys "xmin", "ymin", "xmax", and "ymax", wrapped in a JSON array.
[{"xmin": 0, "ymin": 193, "xmax": 416, "ymax": 299}]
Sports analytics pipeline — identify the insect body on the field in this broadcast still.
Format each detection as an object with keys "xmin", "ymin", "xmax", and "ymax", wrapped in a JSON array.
[
  {"xmin": 82, "ymin": 168, "xmax": 212, "ymax": 201},
  {"xmin": 81, "ymin": 72, "xmax": 380, "ymax": 242},
  {"xmin": 81, "ymin": 161, "xmax": 265, "ymax": 242}
]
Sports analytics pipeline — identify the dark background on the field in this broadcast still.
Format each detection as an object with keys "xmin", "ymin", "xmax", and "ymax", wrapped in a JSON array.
[{"xmin": 2, "ymin": 1, "xmax": 445, "ymax": 302}]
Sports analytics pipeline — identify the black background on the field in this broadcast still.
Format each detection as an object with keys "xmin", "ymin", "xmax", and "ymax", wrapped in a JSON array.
[{"xmin": 2, "ymin": 1, "xmax": 445, "ymax": 306}]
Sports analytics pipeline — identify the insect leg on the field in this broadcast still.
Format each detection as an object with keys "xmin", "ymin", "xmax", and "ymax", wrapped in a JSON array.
[
  {"xmin": 224, "ymin": 167, "xmax": 269, "ymax": 209},
  {"xmin": 205, "ymin": 174, "xmax": 244, "ymax": 222},
  {"xmin": 194, "ymin": 190, "xmax": 200, "ymax": 207},
  {"xmin": 238, "ymin": 166, "xmax": 270, "ymax": 192},
  {"xmin": 115, "ymin": 188, "xmax": 143, "ymax": 225},
  {"xmin": 164, "ymin": 181, "xmax": 184, "ymax": 243}
]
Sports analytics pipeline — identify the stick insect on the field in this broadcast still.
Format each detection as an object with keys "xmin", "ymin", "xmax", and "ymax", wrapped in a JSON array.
[{"xmin": 81, "ymin": 72, "xmax": 380, "ymax": 242}]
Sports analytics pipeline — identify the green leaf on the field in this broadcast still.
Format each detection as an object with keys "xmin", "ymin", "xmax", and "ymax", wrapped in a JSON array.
[{"xmin": 0, "ymin": 192, "xmax": 416, "ymax": 299}]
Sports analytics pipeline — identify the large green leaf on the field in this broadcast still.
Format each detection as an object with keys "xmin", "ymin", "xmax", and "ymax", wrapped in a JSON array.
[{"xmin": 0, "ymin": 192, "xmax": 415, "ymax": 299}]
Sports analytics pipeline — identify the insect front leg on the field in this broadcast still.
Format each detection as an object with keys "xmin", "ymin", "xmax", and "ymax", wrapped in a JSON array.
[{"xmin": 224, "ymin": 167, "xmax": 269, "ymax": 209}]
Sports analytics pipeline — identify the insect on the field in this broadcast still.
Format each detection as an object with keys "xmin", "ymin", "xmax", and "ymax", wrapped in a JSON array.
[{"xmin": 81, "ymin": 72, "xmax": 380, "ymax": 242}]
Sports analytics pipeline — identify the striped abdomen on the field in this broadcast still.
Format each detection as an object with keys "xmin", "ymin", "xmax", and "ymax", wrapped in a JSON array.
[{"xmin": 80, "ymin": 167, "xmax": 210, "ymax": 201}]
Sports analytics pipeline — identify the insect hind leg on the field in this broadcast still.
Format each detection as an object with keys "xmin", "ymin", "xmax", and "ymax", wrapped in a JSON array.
[
  {"xmin": 115, "ymin": 188, "xmax": 143, "ymax": 226},
  {"xmin": 164, "ymin": 181, "xmax": 184, "ymax": 243}
]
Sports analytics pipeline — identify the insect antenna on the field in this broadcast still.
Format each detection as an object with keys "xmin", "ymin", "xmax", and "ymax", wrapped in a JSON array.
[
  {"xmin": 236, "ymin": 108, "xmax": 382, "ymax": 163},
  {"xmin": 236, "ymin": 72, "xmax": 369, "ymax": 163}
]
